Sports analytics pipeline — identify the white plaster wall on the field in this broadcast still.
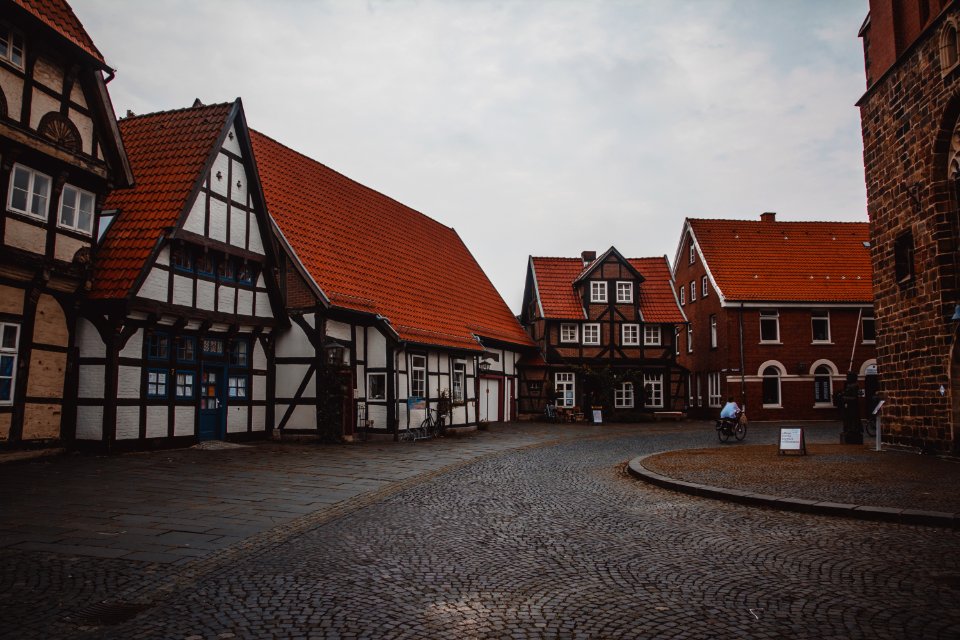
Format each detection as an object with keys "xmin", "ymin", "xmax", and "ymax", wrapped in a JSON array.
[
  {"xmin": 183, "ymin": 195, "xmax": 205, "ymax": 235},
  {"xmin": 229, "ymin": 206, "xmax": 246, "ymax": 247},
  {"xmin": 227, "ymin": 405, "xmax": 248, "ymax": 433},
  {"xmin": 32, "ymin": 57, "xmax": 63, "ymax": 92},
  {"xmin": 54, "ymin": 233, "xmax": 86, "ymax": 263},
  {"xmin": 251, "ymin": 406, "xmax": 266, "ymax": 432},
  {"xmin": 75, "ymin": 406, "xmax": 103, "ymax": 440},
  {"xmin": 5, "ymin": 218, "xmax": 46, "ymax": 253},
  {"xmin": 367, "ymin": 330, "xmax": 386, "ymax": 368},
  {"xmin": 327, "ymin": 320, "xmax": 351, "ymax": 341},
  {"xmin": 77, "ymin": 318, "xmax": 105, "ymax": 358},
  {"xmin": 115, "ymin": 406, "xmax": 140, "ymax": 440},
  {"xmin": 155, "ymin": 246, "xmax": 170, "ymax": 266},
  {"xmin": 120, "ymin": 329, "xmax": 143, "ymax": 359},
  {"xmin": 209, "ymin": 197, "xmax": 227, "ymax": 243},
  {"xmin": 222, "ymin": 125, "xmax": 242, "ymax": 156},
  {"xmin": 78, "ymin": 364, "xmax": 104, "ymax": 398},
  {"xmin": 253, "ymin": 374, "xmax": 266, "ymax": 400},
  {"xmin": 253, "ymin": 340, "xmax": 267, "ymax": 369},
  {"xmin": 218, "ymin": 286, "xmax": 235, "ymax": 314},
  {"xmin": 248, "ymin": 215, "xmax": 264, "ymax": 254},
  {"xmin": 174, "ymin": 406, "xmax": 195, "ymax": 436},
  {"xmin": 136, "ymin": 267, "xmax": 167, "ymax": 302},
  {"xmin": 231, "ymin": 159, "xmax": 248, "ymax": 205},
  {"xmin": 145, "ymin": 406, "xmax": 167, "ymax": 438},
  {"xmin": 117, "ymin": 365, "xmax": 141, "ymax": 398},
  {"xmin": 276, "ymin": 321, "xmax": 312, "ymax": 357},
  {"xmin": 255, "ymin": 291, "xmax": 272, "ymax": 317},
  {"xmin": 210, "ymin": 153, "xmax": 230, "ymax": 198},
  {"xmin": 197, "ymin": 280, "xmax": 215, "ymax": 311},
  {"xmin": 237, "ymin": 289, "xmax": 253, "ymax": 316},
  {"xmin": 273, "ymin": 404, "xmax": 288, "ymax": 429},
  {"xmin": 29, "ymin": 90, "xmax": 59, "ymax": 129},
  {"xmin": 451, "ymin": 404, "xmax": 468, "ymax": 425},
  {"xmin": 70, "ymin": 82, "xmax": 87, "ymax": 108},
  {"xmin": 356, "ymin": 329, "xmax": 365, "ymax": 361},
  {"xmin": 173, "ymin": 275, "xmax": 193, "ymax": 307},
  {"xmin": 367, "ymin": 404, "xmax": 387, "ymax": 429},
  {"xmin": 68, "ymin": 108, "xmax": 93, "ymax": 156},
  {"xmin": 287, "ymin": 404, "xmax": 316, "ymax": 430},
  {"xmin": 0, "ymin": 68, "xmax": 23, "ymax": 119},
  {"xmin": 276, "ymin": 364, "xmax": 312, "ymax": 398}
]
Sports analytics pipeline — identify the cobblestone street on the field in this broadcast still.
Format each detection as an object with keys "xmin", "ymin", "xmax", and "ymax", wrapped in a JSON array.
[{"xmin": 2, "ymin": 423, "xmax": 959, "ymax": 639}]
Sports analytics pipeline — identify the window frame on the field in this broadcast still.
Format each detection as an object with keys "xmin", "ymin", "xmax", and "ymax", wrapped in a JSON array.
[
  {"xmin": 230, "ymin": 340, "xmax": 249, "ymax": 367},
  {"xmin": 862, "ymin": 313, "xmax": 876, "ymax": 344},
  {"xmin": 0, "ymin": 24, "xmax": 25, "ymax": 69},
  {"xmin": 452, "ymin": 361, "xmax": 466, "ymax": 403},
  {"xmin": 582, "ymin": 323, "xmax": 601, "ymax": 345},
  {"xmin": 616, "ymin": 281, "xmax": 633, "ymax": 303},
  {"xmin": 228, "ymin": 375, "xmax": 248, "ymax": 399},
  {"xmin": 368, "ymin": 372, "xmax": 387, "ymax": 401},
  {"xmin": 555, "ymin": 372, "xmax": 575, "ymax": 408},
  {"xmin": 146, "ymin": 369, "xmax": 168, "ymax": 398},
  {"xmin": 622, "ymin": 323, "xmax": 640, "ymax": 346},
  {"xmin": 643, "ymin": 325, "xmax": 661, "ymax": 346},
  {"xmin": 175, "ymin": 371, "xmax": 195, "ymax": 398},
  {"xmin": 710, "ymin": 314, "xmax": 718, "ymax": 349},
  {"xmin": 702, "ymin": 275, "xmax": 709, "ymax": 298},
  {"xmin": 559, "ymin": 323, "xmax": 578, "ymax": 344},
  {"xmin": 813, "ymin": 365, "xmax": 833, "ymax": 406},
  {"xmin": 689, "ymin": 281, "xmax": 696, "ymax": 302},
  {"xmin": 0, "ymin": 322, "xmax": 20, "ymax": 405},
  {"xmin": 643, "ymin": 374, "xmax": 663, "ymax": 408},
  {"xmin": 172, "ymin": 246, "xmax": 194, "ymax": 273},
  {"xmin": 688, "ymin": 242, "xmax": 695, "ymax": 265},
  {"xmin": 147, "ymin": 332, "xmax": 170, "ymax": 361},
  {"xmin": 614, "ymin": 382, "xmax": 634, "ymax": 409},
  {"xmin": 57, "ymin": 184, "xmax": 96, "ymax": 235},
  {"xmin": 686, "ymin": 324, "xmax": 693, "ymax": 353},
  {"xmin": 759, "ymin": 310, "xmax": 780, "ymax": 343},
  {"xmin": 7, "ymin": 164, "xmax": 51, "ymax": 220},
  {"xmin": 679, "ymin": 286, "xmax": 685, "ymax": 305},
  {"xmin": 410, "ymin": 354, "xmax": 427, "ymax": 398},
  {"xmin": 762, "ymin": 365, "xmax": 782, "ymax": 408},
  {"xmin": 811, "ymin": 310, "xmax": 831, "ymax": 344},
  {"xmin": 894, "ymin": 231, "xmax": 915, "ymax": 284},
  {"xmin": 707, "ymin": 372, "xmax": 721, "ymax": 408},
  {"xmin": 590, "ymin": 281, "xmax": 608, "ymax": 303}
]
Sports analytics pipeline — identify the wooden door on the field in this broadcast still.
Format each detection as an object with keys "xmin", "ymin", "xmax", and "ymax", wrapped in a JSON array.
[{"xmin": 199, "ymin": 366, "xmax": 225, "ymax": 440}]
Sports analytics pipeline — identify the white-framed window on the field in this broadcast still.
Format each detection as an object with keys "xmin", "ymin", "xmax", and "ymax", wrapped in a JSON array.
[
  {"xmin": 0, "ymin": 323, "xmax": 19, "ymax": 404},
  {"xmin": 411, "ymin": 355, "xmax": 426, "ymax": 398},
  {"xmin": 759, "ymin": 310, "xmax": 780, "ymax": 343},
  {"xmin": 616, "ymin": 281, "xmax": 633, "ymax": 303},
  {"xmin": 452, "ymin": 361, "xmax": 466, "ymax": 403},
  {"xmin": 708, "ymin": 372, "xmax": 721, "ymax": 407},
  {"xmin": 146, "ymin": 370, "xmax": 167, "ymax": 397},
  {"xmin": 862, "ymin": 313, "xmax": 876, "ymax": 343},
  {"xmin": 686, "ymin": 324, "xmax": 693, "ymax": 353},
  {"xmin": 689, "ymin": 281, "xmax": 696, "ymax": 302},
  {"xmin": 702, "ymin": 275, "xmax": 709, "ymax": 297},
  {"xmin": 688, "ymin": 241, "xmax": 695, "ymax": 264},
  {"xmin": 762, "ymin": 365, "xmax": 782, "ymax": 407},
  {"xmin": 0, "ymin": 24, "xmax": 24, "ymax": 69},
  {"xmin": 228, "ymin": 375, "xmax": 247, "ymax": 398},
  {"xmin": 590, "ymin": 281, "xmax": 607, "ymax": 303},
  {"xmin": 644, "ymin": 325, "xmax": 661, "ymax": 346},
  {"xmin": 674, "ymin": 327, "xmax": 680, "ymax": 355},
  {"xmin": 643, "ymin": 374, "xmax": 663, "ymax": 408},
  {"xmin": 560, "ymin": 323, "xmax": 578, "ymax": 343},
  {"xmin": 615, "ymin": 382, "xmax": 634, "ymax": 408},
  {"xmin": 710, "ymin": 315, "xmax": 718, "ymax": 349},
  {"xmin": 814, "ymin": 365, "xmax": 833, "ymax": 405},
  {"xmin": 175, "ymin": 372, "xmax": 194, "ymax": 398},
  {"xmin": 368, "ymin": 372, "xmax": 387, "ymax": 400},
  {"xmin": 622, "ymin": 324, "xmax": 639, "ymax": 346},
  {"xmin": 7, "ymin": 164, "xmax": 51, "ymax": 219},
  {"xmin": 555, "ymin": 372, "xmax": 575, "ymax": 408},
  {"xmin": 679, "ymin": 286, "xmax": 685, "ymax": 305},
  {"xmin": 583, "ymin": 323, "xmax": 600, "ymax": 345},
  {"xmin": 696, "ymin": 374, "xmax": 702, "ymax": 407},
  {"xmin": 687, "ymin": 374, "xmax": 694, "ymax": 406},
  {"xmin": 58, "ymin": 185, "xmax": 96, "ymax": 235},
  {"xmin": 811, "ymin": 310, "xmax": 831, "ymax": 343}
]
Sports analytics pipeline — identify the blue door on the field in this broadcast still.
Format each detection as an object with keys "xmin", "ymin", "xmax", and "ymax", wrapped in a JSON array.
[{"xmin": 199, "ymin": 366, "xmax": 225, "ymax": 440}]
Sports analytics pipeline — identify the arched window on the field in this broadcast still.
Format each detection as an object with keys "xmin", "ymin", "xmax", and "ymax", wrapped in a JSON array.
[
  {"xmin": 814, "ymin": 365, "xmax": 833, "ymax": 404},
  {"xmin": 37, "ymin": 112, "xmax": 81, "ymax": 152},
  {"xmin": 942, "ymin": 21, "xmax": 959, "ymax": 73},
  {"xmin": 762, "ymin": 366, "xmax": 781, "ymax": 407}
]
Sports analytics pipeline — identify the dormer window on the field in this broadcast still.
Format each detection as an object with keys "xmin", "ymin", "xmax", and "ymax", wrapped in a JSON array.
[
  {"xmin": 590, "ymin": 281, "xmax": 607, "ymax": 303},
  {"xmin": 616, "ymin": 281, "xmax": 633, "ymax": 303},
  {"xmin": 0, "ymin": 25, "xmax": 24, "ymax": 69}
]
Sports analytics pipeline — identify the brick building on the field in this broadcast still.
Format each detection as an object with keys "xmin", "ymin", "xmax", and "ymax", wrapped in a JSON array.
[
  {"xmin": 858, "ymin": 0, "xmax": 960, "ymax": 453},
  {"xmin": 672, "ymin": 214, "xmax": 876, "ymax": 421}
]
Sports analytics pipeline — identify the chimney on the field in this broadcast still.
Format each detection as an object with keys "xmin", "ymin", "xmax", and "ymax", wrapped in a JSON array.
[
  {"xmin": 760, "ymin": 212, "xmax": 776, "ymax": 223},
  {"xmin": 581, "ymin": 250, "xmax": 596, "ymax": 265}
]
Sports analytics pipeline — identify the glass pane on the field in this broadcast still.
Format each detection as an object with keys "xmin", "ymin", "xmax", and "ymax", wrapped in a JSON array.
[
  {"xmin": 0, "ymin": 378, "xmax": 10, "ymax": 401},
  {"xmin": 2, "ymin": 325, "xmax": 17, "ymax": 349},
  {"xmin": 78, "ymin": 192, "xmax": 94, "ymax": 232},
  {"xmin": 0, "ymin": 355, "xmax": 13, "ymax": 376},
  {"xmin": 60, "ymin": 187, "xmax": 77, "ymax": 226},
  {"xmin": 31, "ymin": 174, "xmax": 50, "ymax": 216}
]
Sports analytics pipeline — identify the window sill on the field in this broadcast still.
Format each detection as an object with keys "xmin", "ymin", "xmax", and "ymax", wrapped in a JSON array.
[
  {"xmin": 862, "ymin": 340, "xmax": 876, "ymax": 345},
  {"xmin": 813, "ymin": 403, "xmax": 834, "ymax": 409},
  {"xmin": 762, "ymin": 404, "xmax": 782, "ymax": 409},
  {"xmin": 759, "ymin": 341, "xmax": 782, "ymax": 345},
  {"xmin": 7, "ymin": 207, "xmax": 47, "ymax": 222},
  {"xmin": 811, "ymin": 341, "xmax": 833, "ymax": 345}
]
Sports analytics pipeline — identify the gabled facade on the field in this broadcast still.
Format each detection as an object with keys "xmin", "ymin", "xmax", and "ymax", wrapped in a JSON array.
[
  {"xmin": 0, "ymin": 0, "xmax": 131, "ymax": 446},
  {"xmin": 673, "ymin": 213, "xmax": 876, "ymax": 421},
  {"xmin": 75, "ymin": 100, "xmax": 286, "ymax": 451},
  {"xmin": 518, "ymin": 247, "xmax": 688, "ymax": 418},
  {"xmin": 251, "ymin": 131, "xmax": 535, "ymax": 438},
  {"xmin": 858, "ymin": 0, "xmax": 960, "ymax": 454}
]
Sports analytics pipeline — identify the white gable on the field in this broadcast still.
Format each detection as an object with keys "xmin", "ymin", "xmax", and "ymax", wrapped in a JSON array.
[{"xmin": 222, "ymin": 124, "xmax": 243, "ymax": 156}]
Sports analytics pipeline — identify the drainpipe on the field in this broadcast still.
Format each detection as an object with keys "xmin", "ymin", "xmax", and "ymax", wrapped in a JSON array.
[{"xmin": 849, "ymin": 307, "xmax": 863, "ymax": 375}]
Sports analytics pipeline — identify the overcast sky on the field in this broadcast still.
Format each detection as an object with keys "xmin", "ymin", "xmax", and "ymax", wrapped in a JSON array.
[{"xmin": 74, "ymin": 0, "xmax": 870, "ymax": 313}]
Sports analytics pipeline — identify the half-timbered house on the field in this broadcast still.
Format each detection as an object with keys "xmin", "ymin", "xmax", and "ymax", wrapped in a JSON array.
[
  {"xmin": 251, "ymin": 131, "xmax": 535, "ymax": 438},
  {"xmin": 0, "ymin": 0, "xmax": 131, "ymax": 447},
  {"xmin": 74, "ymin": 100, "xmax": 287, "ymax": 450},
  {"xmin": 518, "ymin": 247, "xmax": 688, "ymax": 419}
]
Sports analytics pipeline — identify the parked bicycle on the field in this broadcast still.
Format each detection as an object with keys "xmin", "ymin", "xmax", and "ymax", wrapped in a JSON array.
[
  {"xmin": 861, "ymin": 414, "xmax": 877, "ymax": 438},
  {"xmin": 400, "ymin": 408, "xmax": 446, "ymax": 442},
  {"xmin": 716, "ymin": 410, "xmax": 747, "ymax": 443}
]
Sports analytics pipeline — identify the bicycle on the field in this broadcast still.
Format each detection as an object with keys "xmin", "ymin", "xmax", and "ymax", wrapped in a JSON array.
[
  {"xmin": 420, "ymin": 408, "xmax": 446, "ymax": 439},
  {"xmin": 861, "ymin": 414, "xmax": 877, "ymax": 438},
  {"xmin": 716, "ymin": 411, "xmax": 747, "ymax": 443}
]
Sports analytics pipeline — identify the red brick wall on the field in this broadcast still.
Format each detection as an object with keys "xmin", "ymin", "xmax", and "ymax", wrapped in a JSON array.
[
  {"xmin": 859, "ymin": 2, "xmax": 960, "ymax": 453},
  {"xmin": 865, "ymin": 1, "xmax": 949, "ymax": 84}
]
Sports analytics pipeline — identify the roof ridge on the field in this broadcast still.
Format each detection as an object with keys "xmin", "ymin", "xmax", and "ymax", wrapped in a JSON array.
[
  {"xmin": 690, "ymin": 217, "xmax": 869, "ymax": 225},
  {"xmin": 119, "ymin": 101, "xmax": 235, "ymax": 122}
]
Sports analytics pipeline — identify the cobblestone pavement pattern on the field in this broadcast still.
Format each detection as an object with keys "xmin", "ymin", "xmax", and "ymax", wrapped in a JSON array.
[{"xmin": 2, "ymin": 423, "xmax": 960, "ymax": 639}]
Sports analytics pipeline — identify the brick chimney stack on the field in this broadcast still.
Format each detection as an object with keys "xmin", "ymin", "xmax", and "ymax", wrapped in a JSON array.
[
  {"xmin": 760, "ymin": 212, "xmax": 776, "ymax": 223},
  {"xmin": 581, "ymin": 250, "xmax": 596, "ymax": 265}
]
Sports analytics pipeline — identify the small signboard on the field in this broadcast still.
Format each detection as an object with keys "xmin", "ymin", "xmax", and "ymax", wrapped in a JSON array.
[
  {"xmin": 407, "ymin": 396, "xmax": 425, "ymax": 411},
  {"xmin": 872, "ymin": 400, "xmax": 885, "ymax": 415},
  {"xmin": 779, "ymin": 427, "xmax": 806, "ymax": 456},
  {"xmin": 592, "ymin": 409, "xmax": 603, "ymax": 424}
]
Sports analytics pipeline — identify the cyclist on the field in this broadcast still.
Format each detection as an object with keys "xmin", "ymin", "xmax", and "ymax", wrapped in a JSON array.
[{"xmin": 719, "ymin": 396, "xmax": 740, "ymax": 421}]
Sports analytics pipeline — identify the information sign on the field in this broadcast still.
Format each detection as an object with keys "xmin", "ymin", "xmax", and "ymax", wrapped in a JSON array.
[
  {"xmin": 592, "ymin": 409, "xmax": 602, "ymax": 424},
  {"xmin": 778, "ymin": 427, "xmax": 806, "ymax": 456}
]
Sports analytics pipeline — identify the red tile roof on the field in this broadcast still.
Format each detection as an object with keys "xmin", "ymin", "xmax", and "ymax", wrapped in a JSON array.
[
  {"xmin": 688, "ymin": 218, "xmax": 873, "ymax": 303},
  {"xmin": 530, "ymin": 255, "xmax": 685, "ymax": 323},
  {"xmin": 250, "ymin": 131, "xmax": 533, "ymax": 352},
  {"xmin": 92, "ymin": 102, "xmax": 233, "ymax": 299},
  {"xmin": 13, "ymin": 0, "xmax": 105, "ymax": 66}
]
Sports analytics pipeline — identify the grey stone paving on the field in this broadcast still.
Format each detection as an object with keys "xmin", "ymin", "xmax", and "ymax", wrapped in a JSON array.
[{"xmin": 2, "ymin": 422, "xmax": 959, "ymax": 639}]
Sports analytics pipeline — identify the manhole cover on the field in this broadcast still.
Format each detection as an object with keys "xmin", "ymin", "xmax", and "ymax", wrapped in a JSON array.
[{"xmin": 66, "ymin": 600, "xmax": 151, "ymax": 626}]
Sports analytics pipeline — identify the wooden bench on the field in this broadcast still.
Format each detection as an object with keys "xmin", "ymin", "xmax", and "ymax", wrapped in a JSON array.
[{"xmin": 653, "ymin": 411, "xmax": 684, "ymax": 422}]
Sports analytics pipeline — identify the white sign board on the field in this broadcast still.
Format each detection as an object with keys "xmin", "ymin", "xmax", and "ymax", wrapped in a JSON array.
[
  {"xmin": 779, "ymin": 428, "xmax": 805, "ymax": 455},
  {"xmin": 592, "ymin": 410, "xmax": 602, "ymax": 424}
]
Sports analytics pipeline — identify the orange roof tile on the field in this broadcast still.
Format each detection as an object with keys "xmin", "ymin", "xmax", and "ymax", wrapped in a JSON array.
[
  {"xmin": 250, "ymin": 131, "xmax": 533, "ymax": 352},
  {"xmin": 92, "ymin": 102, "xmax": 233, "ymax": 299},
  {"xmin": 530, "ymin": 255, "xmax": 685, "ymax": 323},
  {"xmin": 13, "ymin": 0, "xmax": 105, "ymax": 66},
  {"xmin": 688, "ymin": 218, "xmax": 873, "ymax": 303}
]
